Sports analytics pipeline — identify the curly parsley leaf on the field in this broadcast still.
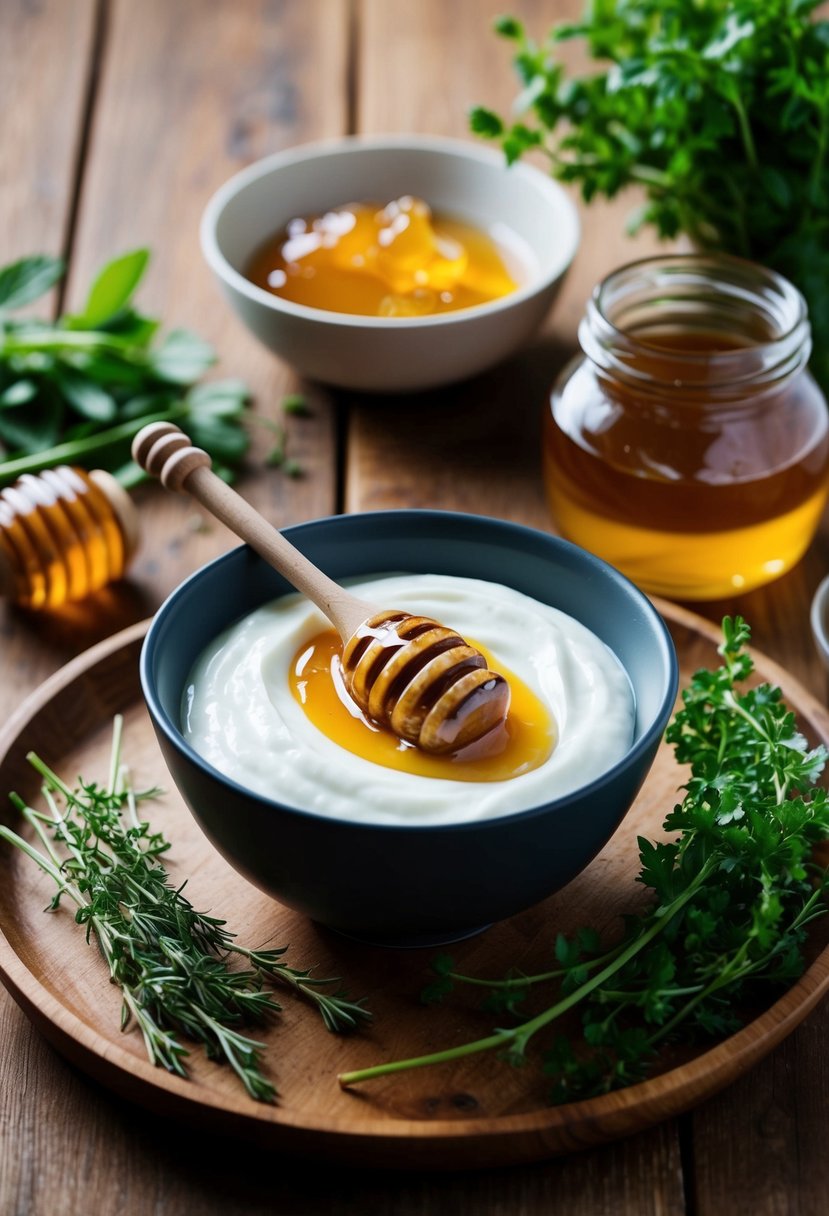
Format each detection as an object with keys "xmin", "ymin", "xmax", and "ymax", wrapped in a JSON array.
[
  {"xmin": 472, "ymin": 0, "xmax": 829, "ymax": 391},
  {"xmin": 340, "ymin": 616, "xmax": 829, "ymax": 1101}
]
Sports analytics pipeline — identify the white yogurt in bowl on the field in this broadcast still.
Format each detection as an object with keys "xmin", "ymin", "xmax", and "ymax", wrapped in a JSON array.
[{"xmin": 182, "ymin": 572, "xmax": 634, "ymax": 826}]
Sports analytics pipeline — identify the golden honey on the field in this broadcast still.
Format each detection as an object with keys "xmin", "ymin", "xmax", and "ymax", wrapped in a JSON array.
[
  {"xmin": 290, "ymin": 629, "xmax": 555, "ymax": 780},
  {"xmin": 0, "ymin": 466, "xmax": 138, "ymax": 609},
  {"xmin": 246, "ymin": 195, "xmax": 519, "ymax": 317},
  {"xmin": 544, "ymin": 256, "xmax": 829, "ymax": 599}
]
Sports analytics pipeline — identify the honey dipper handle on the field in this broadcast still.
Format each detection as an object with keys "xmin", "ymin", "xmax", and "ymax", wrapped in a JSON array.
[{"xmin": 132, "ymin": 422, "xmax": 375, "ymax": 640}]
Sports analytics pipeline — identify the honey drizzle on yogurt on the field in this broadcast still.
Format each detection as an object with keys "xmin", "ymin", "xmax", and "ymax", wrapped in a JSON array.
[{"xmin": 290, "ymin": 629, "xmax": 555, "ymax": 781}]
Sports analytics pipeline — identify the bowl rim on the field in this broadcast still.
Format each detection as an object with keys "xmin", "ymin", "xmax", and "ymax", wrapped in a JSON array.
[
  {"xmin": 810, "ymin": 573, "xmax": 829, "ymax": 665},
  {"xmin": 199, "ymin": 133, "xmax": 581, "ymax": 331},
  {"xmin": 140, "ymin": 509, "xmax": 679, "ymax": 835}
]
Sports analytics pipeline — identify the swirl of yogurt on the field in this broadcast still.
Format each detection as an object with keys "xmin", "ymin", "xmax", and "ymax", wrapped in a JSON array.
[{"xmin": 182, "ymin": 573, "xmax": 634, "ymax": 826}]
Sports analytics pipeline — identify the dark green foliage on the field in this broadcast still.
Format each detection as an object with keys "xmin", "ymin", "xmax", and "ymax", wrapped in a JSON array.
[
  {"xmin": 0, "ymin": 252, "xmax": 250, "ymax": 486},
  {"xmin": 343, "ymin": 617, "xmax": 829, "ymax": 1100},
  {"xmin": 471, "ymin": 1, "xmax": 829, "ymax": 391}
]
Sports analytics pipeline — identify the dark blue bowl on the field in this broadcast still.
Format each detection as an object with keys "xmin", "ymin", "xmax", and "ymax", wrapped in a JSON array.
[{"xmin": 140, "ymin": 510, "xmax": 678, "ymax": 946}]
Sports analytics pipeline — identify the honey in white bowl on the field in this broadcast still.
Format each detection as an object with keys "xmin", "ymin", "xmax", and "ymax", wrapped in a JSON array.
[{"xmin": 246, "ymin": 196, "xmax": 522, "ymax": 318}]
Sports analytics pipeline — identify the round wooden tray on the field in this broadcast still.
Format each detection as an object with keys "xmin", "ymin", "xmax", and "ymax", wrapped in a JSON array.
[{"xmin": 1, "ymin": 602, "xmax": 828, "ymax": 1170}]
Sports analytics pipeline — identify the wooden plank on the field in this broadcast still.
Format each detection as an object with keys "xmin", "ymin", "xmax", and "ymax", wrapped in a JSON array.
[
  {"xmin": 690, "ymin": 1017, "xmax": 829, "ymax": 1216},
  {"xmin": 0, "ymin": 0, "xmax": 97, "ymax": 292},
  {"xmin": 0, "ymin": 6, "xmax": 100, "ymax": 1214}
]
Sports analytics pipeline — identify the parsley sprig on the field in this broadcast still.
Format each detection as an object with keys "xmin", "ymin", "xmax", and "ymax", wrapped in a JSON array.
[
  {"xmin": 0, "ymin": 251, "xmax": 250, "ymax": 486},
  {"xmin": 471, "ymin": 1, "xmax": 829, "ymax": 391},
  {"xmin": 339, "ymin": 617, "xmax": 829, "ymax": 1099},
  {"xmin": 0, "ymin": 718, "xmax": 370, "ymax": 1102}
]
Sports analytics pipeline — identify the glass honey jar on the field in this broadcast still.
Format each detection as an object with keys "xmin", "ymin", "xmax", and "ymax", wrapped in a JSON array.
[{"xmin": 543, "ymin": 254, "xmax": 829, "ymax": 599}]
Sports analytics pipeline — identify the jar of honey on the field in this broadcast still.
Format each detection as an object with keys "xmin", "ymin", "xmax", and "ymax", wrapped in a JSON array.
[{"xmin": 543, "ymin": 254, "xmax": 829, "ymax": 599}]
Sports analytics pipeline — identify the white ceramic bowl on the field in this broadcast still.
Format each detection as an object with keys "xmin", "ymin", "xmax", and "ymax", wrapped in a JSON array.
[{"xmin": 200, "ymin": 135, "xmax": 580, "ymax": 392}]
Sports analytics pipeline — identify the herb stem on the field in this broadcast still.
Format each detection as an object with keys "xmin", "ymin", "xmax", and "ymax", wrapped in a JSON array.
[
  {"xmin": 107, "ymin": 715, "xmax": 124, "ymax": 797},
  {"xmin": 0, "ymin": 329, "xmax": 139, "ymax": 357},
  {"xmin": 445, "ymin": 940, "xmax": 627, "ymax": 990},
  {"xmin": 0, "ymin": 823, "xmax": 67, "ymax": 890},
  {"xmin": 4, "ymin": 728, "xmax": 370, "ymax": 1101},
  {"xmin": 0, "ymin": 406, "xmax": 189, "ymax": 486},
  {"xmin": 339, "ymin": 860, "xmax": 714, "ymax": 1088},
  {"xmin": 730, "ymin": 92, "xmax": 759, "ymax": 172}
]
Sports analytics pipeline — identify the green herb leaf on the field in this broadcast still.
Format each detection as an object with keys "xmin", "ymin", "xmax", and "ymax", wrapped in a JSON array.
[
  {"xmin": 0, "ymin": 380, "xmax": 38, "ymax": 408},
  {"xmin": 189, "ymin": 378, "xmax": 251, "ymax": 417},
  {"xmin": 472, "ymin": 1, "xmax": 829, "ymax": 393},
  {"xmin": 493, "ymin": 15, "xmax": 524, "ymax": 39},
  {"xmin": 0, "ymin": 394, "xmax": 62, "ymax": 453},
  {"xmin": 0, "ymin": 249, "xmax": 251, "ymax": 486},
  {"xmin": 53, "ymin": 369, "xmax": 117, "ymax": 422},
  {"xmin": 469, "ymin": 106, "xmax": 505, "ymax": 138},
  {"xmin": 0, "ymin": 255, "xmax": 64, "ymax": 312},
  {"xmin": 65, "ymin": 248, "xmax": 150, "ymax": 329},
  {"xmin": 281, "ymin": 392, "xmax": 310, "ymax": 416},
  {"xmin": 189, "ymin": 415, "xmax": 250, "ymax": 464},
  {"xmin": 149, "ymin": 328, "xmax": 216, "ymax": 384}
]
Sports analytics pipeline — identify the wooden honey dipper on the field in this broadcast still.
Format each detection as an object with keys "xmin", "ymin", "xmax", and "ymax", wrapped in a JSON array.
[{"xmin": 132, "ymin": 422, "xmax": 510, "ymax": 755}]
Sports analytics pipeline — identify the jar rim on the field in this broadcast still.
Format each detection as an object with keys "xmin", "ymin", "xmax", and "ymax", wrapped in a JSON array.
[{"xmin": 584, "ymin": 252, "xmax": 811, "ymax": 392}]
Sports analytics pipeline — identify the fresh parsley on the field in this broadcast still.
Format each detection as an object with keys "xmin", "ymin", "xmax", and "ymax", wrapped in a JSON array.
[
  {"xmin": 0, "ymin": 251, "xmax": 251, "ymax": 486},
  {"xmin": 1, "ymin": 718, "xmax": 370, "ymax": 1102},
  {"xmin": 339, "ymin": 617, "xmax": 829, "ymax": 1100},
  {"xmin": 471, "ymin": 0, "xmax": 829, "ymax": 392}
]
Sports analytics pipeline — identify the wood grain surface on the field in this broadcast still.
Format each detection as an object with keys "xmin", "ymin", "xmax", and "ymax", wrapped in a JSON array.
[{"xmin": 1, "ymin": 0, "xmax": 829, "ymax": 1213}]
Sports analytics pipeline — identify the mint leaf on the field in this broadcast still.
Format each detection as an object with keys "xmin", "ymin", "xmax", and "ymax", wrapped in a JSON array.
[
  {"xmin": 0, "ymin": 256, "xmax": 64, "ymax": 312},
  {"xmin": 189, "ymin": 378, "xmax": 251, "ymax": 417},
  {"xmin": 149, "ymin": 329, "xmax": 216, "ymax": 385},
  {"xmin": 54, "ymin": 370, "xmax": 117, "ymax": 422},
  {"xmin": 66, "ymin": 249, "xmax": 150, "ymax": 329}
]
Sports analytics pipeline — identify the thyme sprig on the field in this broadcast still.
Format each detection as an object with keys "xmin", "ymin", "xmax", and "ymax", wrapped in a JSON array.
[
  {"xmin": 1, "ymin": 718, "xmax": 370, "ymax": 1102},
  {"xmin": 339, "ymin": 617, "xmax": 829, "ymax": 1099}
]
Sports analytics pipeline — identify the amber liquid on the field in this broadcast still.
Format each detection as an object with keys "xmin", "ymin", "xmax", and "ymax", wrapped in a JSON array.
[
  {"xmin": 0, "ymin": 467, "xmax": 130, "ymax": 609},
  {"xmin": 246, "ymin": 197, "xmax": 520, "ymax": 317},
  {"xmin": 289, "ymin": 630, "xmax": 555, "ymax": 782},
  {"xmin": 544, "ymin": 332, "xmax": 829, "ymax": 598}
]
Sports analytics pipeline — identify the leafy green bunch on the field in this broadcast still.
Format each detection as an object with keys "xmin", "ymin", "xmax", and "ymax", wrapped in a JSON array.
[
  {"xmin": 1, "ymin": 719, "xmax": 369, "ymax": 1101},
  {"xmin": 0, "ymin": 251, "xmax": 250, "ymax": 487},
  {"xmin": 471, "ymin": 0, "xmax": 829, "ymax": 391},
  {"xmin": 340, "ymin": 618, "xmax": 829, "ymax": 1101}
]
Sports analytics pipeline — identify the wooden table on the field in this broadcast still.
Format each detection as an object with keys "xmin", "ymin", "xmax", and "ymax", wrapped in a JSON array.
[{"xmin": 2, "ymin": 2, "xmax": 828, "ymax": 1212}]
